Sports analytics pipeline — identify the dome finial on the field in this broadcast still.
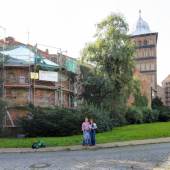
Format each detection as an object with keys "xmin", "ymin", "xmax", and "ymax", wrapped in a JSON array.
[
  {"xmin": 139, "ymin": 9, "xmax": 142, "ymax": 18},
  {"xmin": 132, "ymin": 10, "xmax": 151, "ymax": 35}
]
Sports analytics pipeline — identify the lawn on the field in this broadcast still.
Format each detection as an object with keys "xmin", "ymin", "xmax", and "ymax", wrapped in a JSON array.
[{"xmin": 1, "ymin": 122, "xmax": 170, "ymax": 148}]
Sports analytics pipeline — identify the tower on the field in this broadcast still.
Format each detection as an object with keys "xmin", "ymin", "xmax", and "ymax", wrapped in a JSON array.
[{"xmin": 131, "ymin": 11, "xmax": 158, "ymax": 95}]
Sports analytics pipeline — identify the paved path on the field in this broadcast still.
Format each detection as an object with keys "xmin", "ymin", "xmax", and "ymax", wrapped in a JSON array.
[{"xmin": 1, "ymin": 143, "xmax": 170, "ymax": 170}]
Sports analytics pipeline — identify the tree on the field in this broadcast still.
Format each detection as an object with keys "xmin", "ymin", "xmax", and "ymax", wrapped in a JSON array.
[
  {"xmin": 80, "ymin": 64, "xmax": 113, "ymax": 107},
  {"xmin": 132, "ymin": 78, "xmax": 148, "ymax": 107},
  {"xmin": 81, "ymin": 13, "xmax": 135, "ymax": 110}
]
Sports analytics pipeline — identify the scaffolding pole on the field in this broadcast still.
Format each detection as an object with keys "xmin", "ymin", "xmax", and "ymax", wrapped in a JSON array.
[{"xmin": 36, "ymin": 43, "xmax": 66, "ymax": 108}]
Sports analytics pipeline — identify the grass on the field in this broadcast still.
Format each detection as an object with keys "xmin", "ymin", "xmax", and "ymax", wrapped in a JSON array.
[{"xmin": 1, "ymin": 122, "xmax": 170, "ymax": 148}]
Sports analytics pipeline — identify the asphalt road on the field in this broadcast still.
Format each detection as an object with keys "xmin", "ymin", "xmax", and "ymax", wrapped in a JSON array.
[{"xmin": 0, "ymin": 143, "xmax": 170, "ymax": 170}]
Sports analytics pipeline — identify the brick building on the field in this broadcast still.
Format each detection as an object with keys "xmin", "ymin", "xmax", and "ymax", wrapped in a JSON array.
[
  {"xmin": 157, "ymin": 84, "xmax": 165, "ymax": 105},
  {"xmin": 128, "ymin": 69, "xmax": 151, "ymax": 107},
  {"xmin": 0, "ymin": 37, "xmax": 79, "ymax": 127},
  {"xmin": 161, "ymin": 75, "xmax": 170, "ymax": 106},
  {"xmin": 130, "ymin": 11, "xmax": 158, "ymax": 102}
]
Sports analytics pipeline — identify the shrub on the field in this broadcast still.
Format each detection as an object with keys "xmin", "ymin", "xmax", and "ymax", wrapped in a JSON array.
[
  {"xmin": 19, "ymin": 104, "xmax": 113, "ymax": 137},
  {"xmin": 0, "ymin": 99, "xmax": 6, "ymax": 133},
  {"xmin": 142, "ymin": 107, "xmax": 159, "ymax": 123},
  {"xmin": 19, "ymin": 107, "xmax": 84, "ymax": 137},
  {"xmin": 152, "ymin": 96, "xmax": 164, "ymax": 110},
  {"xmin": 125, "ymin": 107, "xmax": 143, "ymax": 124},
  {"xmin": 158, "ymin": 109, "xmax": 170, "ymax": 122},
  {"xmin": 111, "ymin": 111, "xmax": 127, "ymax": 127}
]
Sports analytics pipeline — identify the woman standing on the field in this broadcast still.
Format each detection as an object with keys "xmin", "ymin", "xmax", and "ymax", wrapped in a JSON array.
[
  {"xmin": 81, "ymin": 117, "xmax": 91, "ymax": 146},
  {"xmin": 90, "ymin": 119, "xmax": 97, "ymax": 146}
]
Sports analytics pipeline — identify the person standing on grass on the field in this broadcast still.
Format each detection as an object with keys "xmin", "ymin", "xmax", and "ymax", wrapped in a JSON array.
[
  {"xmin": 82, "ymin": 117, "xmax": 91, "ymax": 146},
  {"xmin": 90, "ymin": 119, "xmax": 97, "ymax": 146}
]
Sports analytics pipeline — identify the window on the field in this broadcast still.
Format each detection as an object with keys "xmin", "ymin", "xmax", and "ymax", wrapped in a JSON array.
[
  {"xmin": 144, "ymin": 39, "xmax": 148, "ymax": 46},
  {"xmin": 146, "ymin": 63, "xmax": 150, "ymax": 70},
  {"xmin": 140, "ymin": 63, "xmax": 145, "ymax": 71},
  {"xmin": 143, "ymin": 50, "xmax": 148, "ymax": 57},
  {"xmin": 138, "ymin": 40, "xmax": 142, "ymax": 46},
  {"xmin": 149, "ymin": 49, "xmax": 154, "ymax": 56},
  {"xmin": 19, "ymin": 76, "xmax": 26, "ymax": 84},
  {"xmin": 151, "ymin": 63, "xmax": 154, "ymax": 70}
]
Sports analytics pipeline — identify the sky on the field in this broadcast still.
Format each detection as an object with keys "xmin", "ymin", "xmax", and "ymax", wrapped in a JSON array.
[{"xmin": 0, "ymin": 0, "xmax": 169, "ymax": 84}]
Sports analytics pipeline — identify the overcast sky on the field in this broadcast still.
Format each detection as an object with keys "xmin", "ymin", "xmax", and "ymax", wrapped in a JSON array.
[{"xmin": 0, "ymin": 0, "xmax": 169, "ymax": 84}]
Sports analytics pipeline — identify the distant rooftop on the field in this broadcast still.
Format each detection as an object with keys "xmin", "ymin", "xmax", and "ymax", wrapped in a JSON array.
[{"xmin": 132, "ymin": 10, "xmax": 151, "ymax": 36}]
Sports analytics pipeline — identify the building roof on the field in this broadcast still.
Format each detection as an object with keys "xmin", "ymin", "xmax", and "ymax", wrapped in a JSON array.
[
  {"xmin": 0, "ymin": 45, "xmax": 59, "ymax": 68},
  {"xmin": 132, "ymin": 10, "xmax": 151, "ymax": 36},
  {"xmin": 0, "ymin": 37, "xmax": 78, "ymax": 73}
]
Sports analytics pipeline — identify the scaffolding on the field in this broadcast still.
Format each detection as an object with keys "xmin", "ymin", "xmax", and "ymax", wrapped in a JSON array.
[
  {"xmin": 0, "ymin": 37, "xmax": 79, "ymax": 127},
  {"xmin": 35, "ymin": 43, "xmax": 76, "ymax": 108}
]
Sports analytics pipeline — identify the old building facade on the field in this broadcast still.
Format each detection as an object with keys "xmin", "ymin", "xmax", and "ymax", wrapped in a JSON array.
[
  {"xmin": 161, "ymin": 75, "xmax": 170, "ymax": 106},
  {"xmin": 0, "ymin": 37, "xmax": 79, "ymax": 127}
]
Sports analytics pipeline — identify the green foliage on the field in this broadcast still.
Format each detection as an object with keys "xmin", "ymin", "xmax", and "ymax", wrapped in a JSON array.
[
  {"xmin": 126, "ymin": 106, "xmax": 159, "ymax": 124},
  {"xmin": 131, "ymin": 78, "xmax": 148, "ymax": 107},
  {"xmin": 80, "ymin": 69, "xmax": 113, "ymax": 108},
  {"xmin": 110, "ymin": 111, "xmax": 127, "ymax": 127},
  {"xmin": 19, "ymin": 106, "xmax": 84, "ymax": 137},
  {"xmin": 81, "ymin": 13, "xmax": 135, "ymax": 110},
  {"xmin": 142, "ymin": 108, "xmax": 159, "ymax": 123},
  {"xmin": 125, "ymin": 107, "xmax": 143, "ymax": 124},
  {"xmin": 134, "ymin": 95, "xmax": 148, "ymax": 107},
  {"xmin": 0, "ymin": 99, "xmax": 6, "ymax": 131},
  {"xmin": 158, "ymin": 107, "xmax": 170, "ymax": 122},
  {"xmin": 19, "ymin": 104, "xmax": 113, "ymax": 137},
  {"xmin": 151, "ymin": 97, "xmax": 170, "ymax": 122},
  {"xmin": 152, "ymin": 96, "xmax": 164, "ymax": 109}
]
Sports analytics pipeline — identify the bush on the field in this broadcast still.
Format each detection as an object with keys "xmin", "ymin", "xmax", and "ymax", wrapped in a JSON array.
[
  {"xmin": 19, "ymin": 104, "xmax": 113, "ymax": 137},
  {"xmin": 0, "ymin": 99, "xmax": 6, "ymax": 133},
  {"xmin": 125, "ymin": 107, "xmax": 143, "ymax": 124},
  {"xmin": 152, "ymin": 97, "xmax": 164, "ymax": 110},
  {"xmin": 19, "ymin": 107, "xmax": 84, "ymax": 137},
  {"xmin": 111, "ymin": 111, "xmax": 127, "ymax": 127},
  {"xmin": 158, "ymin": 109, "xmax": 170, "ymax": 122},
  {"xmin": 142, "ymin": 107, "xmax": 159, "ymax": 123}
]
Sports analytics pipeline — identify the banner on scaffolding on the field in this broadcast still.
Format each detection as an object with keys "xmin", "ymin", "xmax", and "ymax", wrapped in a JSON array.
[
  {"xmin": 39, "ymin": 70, "xmax": 58, "ymax": 82},
  {"xmin": 30, "ymin": 72, "xmax": 39, "ymax": 80}
]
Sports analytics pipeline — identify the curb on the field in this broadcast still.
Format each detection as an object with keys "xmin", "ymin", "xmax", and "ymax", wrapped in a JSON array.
[{"xmin": 1, "ymin": 137, "xmax": 170, "ymax": 154}]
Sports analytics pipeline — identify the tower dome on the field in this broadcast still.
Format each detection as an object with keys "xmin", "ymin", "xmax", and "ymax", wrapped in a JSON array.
[{"xmin": 132, "ymin": 10, "xmax": 151, "ymax": 35}]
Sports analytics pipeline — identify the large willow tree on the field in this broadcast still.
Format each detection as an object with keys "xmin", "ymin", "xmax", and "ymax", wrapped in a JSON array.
[{"xmin": 81, "ymin": 13, "xmax": 135, "ymax": 110}]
